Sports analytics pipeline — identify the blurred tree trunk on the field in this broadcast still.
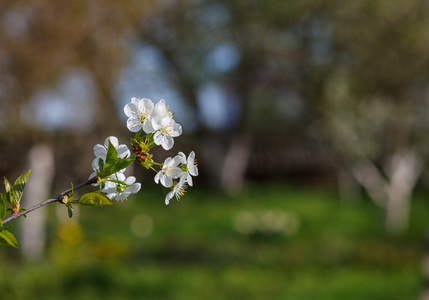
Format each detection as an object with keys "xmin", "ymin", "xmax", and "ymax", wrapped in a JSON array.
[
  {"xmin": 352, "ymin": 151, "xmax": 421, "ymax": 234},
  {"xmin": 220, "ymin": 134, "xmax": 251, "ymax": 194},
  {"xmin": 21, "ymin": 144, "xmax": 55, "ymax": 261}
]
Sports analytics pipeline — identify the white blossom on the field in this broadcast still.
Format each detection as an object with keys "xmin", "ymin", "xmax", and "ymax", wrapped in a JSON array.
[
  {"xmin": 165, "ymin": 178, "xmax": 187, "ymax": 205},
  {"xmin": 103, "ymin": 173, "xmax": 141, "ymax": 201},
  {"xmin": 124, "ymin": 97, "xmax": 155, "ymax": 133},
  {"xmin": 154, "ymin": 155, "xmax": 182, "ymax": 188},
  {"xmin": 151, "ymin": 112, "xmax": 182, "ymax": 150},
  {"xmin": 177, "ymin": 151, "xmax": 198, "ymax": 186},
  {"xmin": 91, "ymin": 136, "xmax": 130, "ymax": 172},
  {"xmin": 152, "ymin": 99, "xmax": 170, "ymax": 119}
]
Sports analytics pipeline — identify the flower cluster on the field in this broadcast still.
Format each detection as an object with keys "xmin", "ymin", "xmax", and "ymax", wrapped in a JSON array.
[
  {"xmin": 90, "ymin": 97, "xmax": 198, "ymax": 205},
  {"xmin": 90, "ymin": 136, "xmax": 141, "ymax": 201},
  {"xmin": 0, "ymin": 96, "xmax": 199, "ymax": 249},
  {"xmin": 155, "ymin": 151, "xmax": 198, "ymax": 205},
  {"xmin": 124, "ymin": 97, "xmax": 182, "ymax": 150}
]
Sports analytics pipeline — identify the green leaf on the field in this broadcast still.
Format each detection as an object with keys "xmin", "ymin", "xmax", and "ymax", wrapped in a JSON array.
[
  {"xmin": 111, "ymin": 155, "xmax": 136, "ymax": 174},
  {"xmin": 10, "ymin": 169, "xmax": 32, "ymax": 204},
  {"xmin": 98, "ymin": 156, "xmax": 136, "ymax": 180},
  {"xmin": 0, "ymin": 229, "xmax": 19, "ymax": 248},
  {"xmin": 4, "ymin": 177, "xmax": 12, "ymax": 193},
  {"xmin": 104, "ymin": 141, "xmax": 118, "ymax": 170},
  {"xmin": 3, "ymin": 178, "xmax": 12, "ymax": 205},
  {"xmin": 4, "ymin": 192, "xmax": 11, "ymax": 205},
  {"xmin": 14, "ymin": 169, "xmax": 32, "ymax": 190},
  {"xmin": 98, "ymin": 158, "xmax": 104, "ymax": 171},
  {"xmin": 98, "ymin": 169, "xmax": 115, "ymax": 180},
  {"xmin": 79, "ymin": 192, "xmax": 113, "ymax": 207},
  {"xmin": 0, "ymin": 195, "xmax": 6, "ymax": 221},
  {"xmin": 66, "ymin": 204, "xmax": 73, "ymax": 218}
]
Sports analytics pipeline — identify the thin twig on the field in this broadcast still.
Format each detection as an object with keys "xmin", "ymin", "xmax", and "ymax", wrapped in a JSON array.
[{"xmin": 2, "ymin": 177, "xmax": 97, "ymax": 225}]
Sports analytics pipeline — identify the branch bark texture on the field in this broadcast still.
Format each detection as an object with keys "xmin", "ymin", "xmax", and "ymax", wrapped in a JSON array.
[{"xmin": 2, "ymin": 177, "xmax": 97, "ymax": 225}]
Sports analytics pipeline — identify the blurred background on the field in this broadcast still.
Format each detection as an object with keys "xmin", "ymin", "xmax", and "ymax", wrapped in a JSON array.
[{"xmin": 1, "ymin": 0, "xmax": 429, "ymax": 299}]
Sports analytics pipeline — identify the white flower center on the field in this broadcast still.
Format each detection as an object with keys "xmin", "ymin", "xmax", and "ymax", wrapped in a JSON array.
[
  {"xmin": 166, "ymin": 167, "xmax": 175, "ymax": 176},
  {"xmin": 160, "ymin": 105, "xmax": 169, "ymax": 117},
  {"xmin": 160, "ymin": 123, "xmax": 173, "ymax": 136},
  {"xmin": 175, "ymin": 184, "xmax": 187, "ymax": 199},
  {"xmin": 138, "ymin": 109, "xmax": 149, "ymax": 123}
]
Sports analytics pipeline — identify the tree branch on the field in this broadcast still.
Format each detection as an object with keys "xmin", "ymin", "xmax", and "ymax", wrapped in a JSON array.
[
  {"xmin": 2, "ymin": 177, "xmax": 97, "ymax": 225},
  {"xmin": 351, "ymin": 160, "xmax": 389, "ymax": 208}
]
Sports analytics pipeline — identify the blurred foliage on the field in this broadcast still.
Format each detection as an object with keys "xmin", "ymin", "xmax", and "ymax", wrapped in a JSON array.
[
  {"xmin": 2, "ymin": 0, "xmax": 429, "ymax": 182},
  {"xmin": 0, "ymin": 0, "xmax": 156, "ymax": 135},
  {"xmin": 0, "ymin": 184, "xmax": 426, "ymax": 299},
  {"xmin": 1, "ymin": 2, "xmax": 429, "ymax": 296},
  {"xmin": 3, "ymin": 0, "xmax": 429, "ymax": 133}
]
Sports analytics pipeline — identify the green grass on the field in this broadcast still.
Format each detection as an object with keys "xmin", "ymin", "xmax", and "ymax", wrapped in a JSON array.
[{"xmin": 0, "ymin": 183, "xmax": 427, "ymax": 299}]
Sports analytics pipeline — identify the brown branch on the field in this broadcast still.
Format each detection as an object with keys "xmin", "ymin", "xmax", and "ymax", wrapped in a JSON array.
[{"xmin": 2, "ymin": 177, "xmax": 97, "ymax": 225}]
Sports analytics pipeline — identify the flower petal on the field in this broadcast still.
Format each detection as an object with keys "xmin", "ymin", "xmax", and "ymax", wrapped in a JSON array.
[
  {"xmin": 176, "ymin": 152, "xmax": 186, "ymax": 164},
  {"xmin": 154, "ymin": 171, "xmax": 162, "ymax": 184},
  {"xmin": 171, "ymin": 123, "xmax": 182, "ymax": 137},
  {"xmin": 186, "ymin": 174, "xmax": 193, "ymax": 186},
  {"xmin": 154, "ymin": 99, "xmax": 168, "ymax": 117},
  {"xmin": 126, "ymin": 182, "xmax": 141, "ymax": 194},
  {"xmin": 117, "ymin": 145, "xmax": 131, "ymax": 158},
  {"xmin": 140, "ymin": 98, "xmax": 154, "ymax": 112},
  {"xmin": 143, "ymin": 120, "xmax": 155, "ymax": 134},
  {"xmin": 92, "ymin": 158, "xmax": 100, "ymax": 170},
  {"xmin": 124, "ymin": 102, "xmax": 138, "ymax": 118},
  {"xmin": 160, "ymin": 175, "xmax": 173, "ymax": 188},
  {"xmin": 93, "ymin": 144, "xmax": 107, "ymax": 158},
  {"xmin": 124, "ymin": 176, "xmax": 136, "ymax": 185},
  {"xmin": 165, "ymin": 191, "xmax": 174, "ymax": 205},
  {"xmin": 189, "ymin": 165, "xmax": 198, "ymax": 177},
  {"xmin": 170, "ymin": 167, "xmax": 182, "ymax": 178},
  {"xmin": 153, "ymin": 131, "xmax": 163, "ymax": 146},
  {"xmin": 127, "ymin": 117, "xmax": 142, "ymax": 132},
  {"xmin": 105, "ymin": 193, "xmax": 117, "ymax": 200},
  {"xmin": 162, "ymin": 136, "xmax": 174, "ymax": 150},
  {"xmin": 105, "ymin": 136, "xmax": 119, "ymax": 148},
  {"xmin": 151, "ymin": 115, "xmax": 162, "ymax": 131}
]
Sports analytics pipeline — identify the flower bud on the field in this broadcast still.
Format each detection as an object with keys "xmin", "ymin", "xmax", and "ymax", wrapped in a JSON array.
[{"xmin": 11, "ymin": 202, "xmax": 20, "ymax": 215}]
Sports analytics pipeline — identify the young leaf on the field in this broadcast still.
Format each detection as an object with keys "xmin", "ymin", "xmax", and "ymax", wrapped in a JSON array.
[
  {"xmin": 79, "ymin": 192, "xmax": 113, "ymax": 207},
  {"xmin": 10, "ymin": 169, "xmax": 32, "ymax": 204},
  {"xmin": 14, "ymin": 169, "xmax": 32, "ymax": 190},
  {"xmin": 98, "ymin": 158, "xmax": 104, "ymax": 171},
  {"xmin": 4, "ymin": 177, "xmax": 12, "ymax": 193},
  {"xmin": 0, "ymin": 229, "xmax": 19, "ymax": 248},
  {"xmin": 66, "ymin": 204, "xmax": 73, "ymax": 218},
  {"xmin": 111, "ymin": 155, "xmax": 136, "ymax": 174},
  {"xmin": 104, "ymin": 140, "xmax": 118, "ymax": 170},
  {"xmin": 3, "ymin": 178, "xmax": 12, "ymax": 205},
  {"xmin": 2, "ymin": 192, "xmax": 11, "ymax": 205},
  {"xmin": 0, "ymin": 195, "xmax": 6, "ymax": 221}
]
